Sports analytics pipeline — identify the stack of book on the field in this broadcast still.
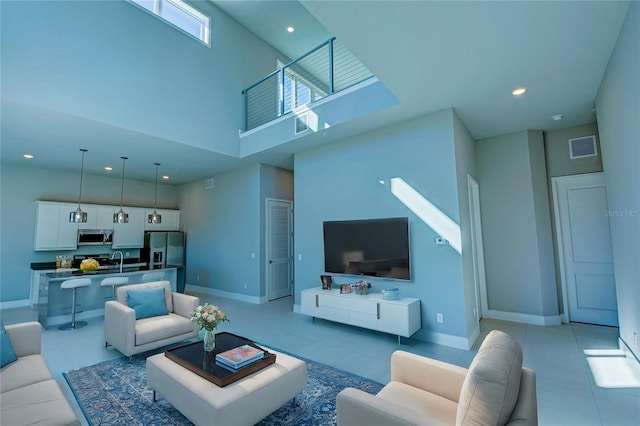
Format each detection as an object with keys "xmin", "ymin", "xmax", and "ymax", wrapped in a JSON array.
[{"xmin": 216, "ymin": 344, "xmax": 265, "ymax": 370}]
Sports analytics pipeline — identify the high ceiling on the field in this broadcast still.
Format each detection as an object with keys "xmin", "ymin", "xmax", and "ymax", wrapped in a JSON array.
[{"xmin": 1, "ymin": 1, "xmax": 630, "ymax": 185}]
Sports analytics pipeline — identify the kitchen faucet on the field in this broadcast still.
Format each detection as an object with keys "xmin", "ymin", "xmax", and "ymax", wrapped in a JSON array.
[{"xmin": 111, "ymin": 251, "xmax": 124, "ymax": 274}]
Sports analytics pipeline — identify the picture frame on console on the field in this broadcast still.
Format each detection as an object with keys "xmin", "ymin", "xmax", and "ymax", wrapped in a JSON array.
[
  {"xmin": 340, "ymin": 284, "xmax": 352, "ymax": 294},
  {"xmin": 321, "ymin": 275, "xmax": 333, "ymax": 290}
]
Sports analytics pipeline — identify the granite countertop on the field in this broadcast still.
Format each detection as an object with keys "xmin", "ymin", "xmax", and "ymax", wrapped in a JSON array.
[{"xmin": 43, "ymin": 264, "xmax": 170, "ymax": 280}]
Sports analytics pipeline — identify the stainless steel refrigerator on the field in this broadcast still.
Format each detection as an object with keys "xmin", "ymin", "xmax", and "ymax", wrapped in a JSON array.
[{"xmin": 143, "ymin": 231, "xmax": 185, "ymax": 292}]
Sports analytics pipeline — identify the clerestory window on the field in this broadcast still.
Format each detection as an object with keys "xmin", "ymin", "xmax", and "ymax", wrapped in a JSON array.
[{"xmin": 128, "ymin": 0, "xmax": 210, "ymax": 46}]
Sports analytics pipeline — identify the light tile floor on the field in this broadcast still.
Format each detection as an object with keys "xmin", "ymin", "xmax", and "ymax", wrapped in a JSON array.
[{"xmin": 2, "ymin": 291, "xmax": 639, "ymax": 426}]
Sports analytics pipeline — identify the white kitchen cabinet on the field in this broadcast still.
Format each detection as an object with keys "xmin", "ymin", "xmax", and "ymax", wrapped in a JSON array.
[
  {"xmin": 79, "ymin": 205, "xmax": 116, "ymax": 230},
  {"xmin": 300, "ymin": 288, "xmax": 421, "ymax": 340},
  {"xmin": 34, "ymin": 202, "xmax": 78, "ymax": 250},
  {"xmin": 144, "ymin": 208, "xmax": 180, "ymax": 231},
  {"xmin": 113, "ymin": 207, "xmax": 145, "ymax": 248}
]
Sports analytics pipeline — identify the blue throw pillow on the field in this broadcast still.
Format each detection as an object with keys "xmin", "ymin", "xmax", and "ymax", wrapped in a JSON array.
[
  {"xmin": 127, "ymin": 286, "xmax": 168, "ymax": 320},
  {"xmin": 1, "ymin": 321, "xmax": 18, "ymax": 368}
]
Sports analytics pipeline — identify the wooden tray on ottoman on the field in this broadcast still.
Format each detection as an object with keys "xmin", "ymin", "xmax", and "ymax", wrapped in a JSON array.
[{"xmin": 164, "ymin": 332, "xmax": 276, "ymax": 387}]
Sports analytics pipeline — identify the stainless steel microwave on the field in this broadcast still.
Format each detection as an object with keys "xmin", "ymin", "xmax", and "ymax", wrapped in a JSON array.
[{"xmin": 77, "ymin": 229, "xmax": 113, "ymax": 246}]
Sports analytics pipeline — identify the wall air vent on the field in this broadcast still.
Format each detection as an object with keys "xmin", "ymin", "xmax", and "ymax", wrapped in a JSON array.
[
  {"xmin": 568, "ymin": 135, "xmax": 597, "ymax": 159},
  {"xmin": 205, "ymin": 178, "xmax": 214, "ymax": 189}
]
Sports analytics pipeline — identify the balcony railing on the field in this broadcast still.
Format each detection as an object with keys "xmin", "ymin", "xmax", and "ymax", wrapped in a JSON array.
[{"xmin": 242, "ymin": 37, "xmax": 374, "ymax": 131}]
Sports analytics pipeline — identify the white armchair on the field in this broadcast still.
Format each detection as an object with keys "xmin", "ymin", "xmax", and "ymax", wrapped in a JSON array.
[
  {"xmin": 104, "ymin": 280, "xmax": 199, "ymax": 357},
  {"xmin": 337, "ymin": 330, "xmax": 537, "ymax": 426}
]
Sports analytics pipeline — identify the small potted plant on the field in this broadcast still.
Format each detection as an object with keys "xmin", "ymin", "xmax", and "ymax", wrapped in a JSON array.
[{"xmin": 354, "ymin": 280, "xmax": 371, "ymax": 295}]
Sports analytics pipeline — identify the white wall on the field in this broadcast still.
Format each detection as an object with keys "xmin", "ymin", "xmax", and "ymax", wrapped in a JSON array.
[
  {"xmin": 477, "ymin": 130, "xmax": 560, "ymax": 324},
  {"xmin": 595, "ymin": 2, "xmax": 640, "ymax": 361},
  {"xmin": 293, "ymin": 109, "xmax": 477, "ymax": 348},
  {"xmin": 0, "ymin": 163, "xmax": 178, "ymax": 302}
]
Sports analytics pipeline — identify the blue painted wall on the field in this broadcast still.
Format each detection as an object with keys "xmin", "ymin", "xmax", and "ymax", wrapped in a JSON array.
[
  {"xmin": 1, "ymin": 0, "xmax": 282, "ymax": 156},
  {"xmin": 293, "ymin": 109, "xmax": 474, "ymax": 347},
  {"xmin": 179, "ymin": 164, "xmax": 293, "ymax": 300}
]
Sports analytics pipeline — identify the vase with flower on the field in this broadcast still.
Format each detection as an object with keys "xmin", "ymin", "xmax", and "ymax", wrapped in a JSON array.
[
  {"xmin": 354, "ymin": 280, "xmax": 371, "ymax": 295},
  {"xmin": 190, "ymin": 303, "xmax": 229, "ymax": 351}
]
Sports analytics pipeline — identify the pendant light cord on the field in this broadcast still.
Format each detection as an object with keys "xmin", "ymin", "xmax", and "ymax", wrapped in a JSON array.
[
  {"xmin": 153, "ymin": 163, "xmax": 160, "ymax": 211},
  {"xmin": 119, "ymin": 157, "xmax": 127, "ymax": 208},
  {"xmin": 77, "ymin": 149, "xmax": 87, "ymax": 208}
]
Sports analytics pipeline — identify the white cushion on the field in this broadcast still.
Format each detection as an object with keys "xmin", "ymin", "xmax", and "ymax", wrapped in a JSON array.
[
  {"xmin": 0, "ymin": 380, "xmax": 80, "ymax": 426},
  {"xmin": 135, "ymin": 313, "xmax": 194, "ymax": 346},
  {"xmin": 456, "ymin": 330, "xmax": 523, "ymax": 426},
  {"xmin": 0, "ymin": 354, "xmax": 52, "ymax": 394}
]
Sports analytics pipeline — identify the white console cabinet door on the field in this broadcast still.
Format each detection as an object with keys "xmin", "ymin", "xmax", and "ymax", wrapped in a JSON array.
[
  {"xmin": 34, "ymin": 202, "xmax": 78, "ymax": 250},
  {"xmin": 301, "ymin": 289, "xmax": 349, "ymax": 323},
  {"xmin": 377, "ymin": 299, "xmax": 421, "ymax": 336},
  {"xmin": 348, "ymin": 297, "xmax": 378, "ymax": 329},
  {"xmin": 113, "ymin": 207, "xmax": 145, "ymax": 248},
  {"xmin": 144, "ymin": 209, "xmax": 180, "ymax": 231}
]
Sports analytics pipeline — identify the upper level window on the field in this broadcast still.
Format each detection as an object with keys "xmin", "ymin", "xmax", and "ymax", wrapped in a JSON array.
[{"xmin": 129, "ymin": 0, "xmax": 210, "ymax": 46}]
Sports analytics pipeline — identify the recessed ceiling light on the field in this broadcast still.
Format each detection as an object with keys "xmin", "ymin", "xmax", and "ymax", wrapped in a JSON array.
[
  {"xmin": 104, "ymin": 166, "xmax": 113, "ymax": 171},
  {"xmin": 23, "ymin": 153, "xmax": 34, "ymax": 159},
  {"xmin": 162, "ymin": 175, "xmax": 170, "ymax": 180},
  {"xmin": 552, "ymin": 114, "xmax": 564, "ymax": 121},
  {"xmin": 512, "ymin": 87, "xmax": 527, "ymax": 96},
  {"xmin": 287, "ymin": 26, "xmax": 295, "ymax": 33}
]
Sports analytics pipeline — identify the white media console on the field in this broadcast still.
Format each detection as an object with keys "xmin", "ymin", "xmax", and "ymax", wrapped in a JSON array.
[{"xmin": 300, "ymin": 288, "xmax": 421, "ymax": 343}]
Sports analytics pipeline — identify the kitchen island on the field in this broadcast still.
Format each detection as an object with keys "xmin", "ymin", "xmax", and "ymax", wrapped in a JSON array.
[{"xmin": 36, "ymin": 267, "xmax": 178, "ymax": 328}]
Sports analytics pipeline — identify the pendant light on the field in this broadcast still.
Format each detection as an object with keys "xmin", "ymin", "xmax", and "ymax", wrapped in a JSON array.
[
  {"xmin": 148, "ymin": 163, "xmax": 162, "ymax": 224},
  {"xmin": 113, "ymin": 156, "xmax": 129, "ymax": 223},
  {"xmin": 69, "ymin": 149, "xmax": 88, "ymax": 223}
]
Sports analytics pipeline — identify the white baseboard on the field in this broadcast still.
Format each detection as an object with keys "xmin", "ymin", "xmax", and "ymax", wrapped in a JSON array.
[
  {"xmin": 619, "ymin": 337, "xmax": 640, "ymax": 377},
  {"xmin": 485, "ymin": 309, "xmax": 562, "ymax": 326},
  {"xmin": 185, "ymin": 284, "xmax": 265, "ymax": 304},
  {"xmin": 412, "ymin": 329, "xmax": 472, "ymax": 350},
  {"xmin": 0, "ymin": 299, "xmax": 30, "ymax": 310}
]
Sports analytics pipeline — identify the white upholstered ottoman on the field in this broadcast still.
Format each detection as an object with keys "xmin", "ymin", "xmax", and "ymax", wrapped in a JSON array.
[{"xmin": 146, "ymin": 350, "xmax": 307, "ymax": 426}]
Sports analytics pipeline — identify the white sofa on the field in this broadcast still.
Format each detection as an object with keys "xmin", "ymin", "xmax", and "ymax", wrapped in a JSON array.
[
  {"xmin": 337, "ymin": 330, "xmax": 537, "ymax": 426},
  {"xmin": 1, "ymin": 321, "xmax": 80, "ymax": 426},
  {"xmin": 104, "ymin": 280, "xmax": 200, "ymax": 357}
]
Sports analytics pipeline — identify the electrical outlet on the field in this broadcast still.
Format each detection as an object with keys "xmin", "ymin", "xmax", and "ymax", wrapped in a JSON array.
[
  {"xmin": 197, "ymin": 276, "xmax": 200, "ymax": 281},
  {"xmin": 436, "ymin": 313, "xmax": 444, "ymax": 323},
  {"xmin": 244, "ymin": 283, "xmax": 247, "ymax": 289},
  {"xmin": 434, "ymin": 237, "xmax": 447, "ymax": 246}
]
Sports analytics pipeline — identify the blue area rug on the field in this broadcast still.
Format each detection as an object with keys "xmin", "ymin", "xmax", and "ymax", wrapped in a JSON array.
[{"xmin": 63, "ymin": 347, "xmax": 383, "ymax": 425}]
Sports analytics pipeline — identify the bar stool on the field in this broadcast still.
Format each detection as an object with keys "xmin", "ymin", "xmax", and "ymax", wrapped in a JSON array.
[
  {"xmin": 101, "ymin": 276, "xmax": 129, "ymax": 300},
  {"xmin": 142, "ymin": 272, "xmax": 164, "ymax": 282},
  {"xmin": 58, "ymin": 278, "xmax": 91, "ymax": 330}
]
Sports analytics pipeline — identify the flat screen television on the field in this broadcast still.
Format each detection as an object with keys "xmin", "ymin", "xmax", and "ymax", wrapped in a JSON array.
[{"xmin": 323, "ymin": 217, "xmax": 410, "ymax": 281}]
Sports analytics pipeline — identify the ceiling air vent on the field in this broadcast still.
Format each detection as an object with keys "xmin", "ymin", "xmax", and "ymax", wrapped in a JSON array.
[
  {"xmin": 205, "ymin": 178, "xmax": 214, "ymax": 189},
  {"xmin": 568, "ymin": 135, "xmax": 597, "ymax": 159}
]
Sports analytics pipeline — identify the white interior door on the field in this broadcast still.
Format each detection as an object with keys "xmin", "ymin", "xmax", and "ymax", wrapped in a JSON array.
[
  {"xmin": 553, "ymin": 173, "xmax": 618, "ymax": 326},
  {"xmin": 266, "ymin": 199, "xmax": 293, "ymax": 301},
  {"xmin": 468, "ymin": 174, "xmax": 487, "ymax": 321}
]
